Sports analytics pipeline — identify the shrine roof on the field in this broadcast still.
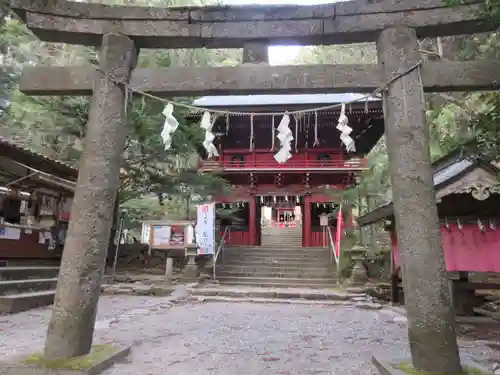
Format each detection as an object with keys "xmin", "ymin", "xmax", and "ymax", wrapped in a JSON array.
[
  {"xmin": 193, "ymin": 93, "xmax": 379, "ymax": 108},
  {"xmin": 0, "ymin": 137, "xmax": 77, "ymax": 180},
  {"xmin": 0, "ymin": 137, "xmax": 78, "ymax": 193},
  {"xmin": 357, "ymin": 152, "xmax": 500, "ymax": 227},
  {"xmin": 433, "ymin": 159, "xmax": 474, "ymax": 186}
]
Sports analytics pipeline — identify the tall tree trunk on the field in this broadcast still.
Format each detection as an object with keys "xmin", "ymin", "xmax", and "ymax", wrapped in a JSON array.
[
  {"xmin": 44, "ymin": 33, "xmax": 137, "ymax": 360},
  {"xmin": 377, "ymin": 27, "xmax": 462, "ymax": 373}
]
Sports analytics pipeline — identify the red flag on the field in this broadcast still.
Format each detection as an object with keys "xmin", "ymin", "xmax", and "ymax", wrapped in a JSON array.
[{"xmin": 335, "ymin": 205, "xmax": 344, "ymax": 263}]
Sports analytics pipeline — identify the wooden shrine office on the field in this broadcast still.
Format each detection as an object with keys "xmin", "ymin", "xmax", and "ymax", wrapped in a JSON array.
[{"xmin": 0, "ymin": 137, "xmax": 77, "ymax": 262}]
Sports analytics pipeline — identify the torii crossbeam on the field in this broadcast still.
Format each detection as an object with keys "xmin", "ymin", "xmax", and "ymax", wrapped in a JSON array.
[{"xmin": 11, "ymin": 0, "xmax": 491, "ymax": 47}]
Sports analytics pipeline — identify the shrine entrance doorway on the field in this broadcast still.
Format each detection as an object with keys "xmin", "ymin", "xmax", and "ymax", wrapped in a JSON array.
[
  {"xmin": 260, "ymin": 198, "xmax": 303, "ymax": 248},
  {"xmin": 274, "ymin": 206, "xmax": 300, "ymax": 228},
  {"xmin": 277, "ymin": 208, "xmax": 295, "ymax": 227}
]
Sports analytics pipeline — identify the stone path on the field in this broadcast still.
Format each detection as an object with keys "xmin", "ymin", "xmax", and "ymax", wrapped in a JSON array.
[{"xmin": 0, "ymin": 293, "xmax": 499, "ymax": 375}]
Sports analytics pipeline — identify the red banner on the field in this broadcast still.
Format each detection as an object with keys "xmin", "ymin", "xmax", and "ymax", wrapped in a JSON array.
[{"xmin": 335, "ymin": 205, "xmax": 344, "ymax": 263}]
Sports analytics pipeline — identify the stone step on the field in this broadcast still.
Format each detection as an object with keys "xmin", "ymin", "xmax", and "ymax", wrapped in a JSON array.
[
  {"xmin": 221, "ymin": 254, "xmax": 332, "ymax": 262},
  {"xmin": 0, "ymin": 290, "xmax": 55, "ymax": 314},
  {"xmin": 0, "ymin": 278, "xmax": 58, "ymax": 295},
  {"xmin": 0, "ymin": 267, "xmax": 60, "ymax": 281},
  {"xmin": 216, "ymin": 276, "xmax": 338, "ymax": 289},
  {"xmin": 261, "ymin": 236, "xmax": 302, "ymax": 239},
  {"xmin": 261, "ymin": 235, "xmax": 301, "ymax": 237},
  {"xmin": 224, "ymin": 249, "xmax": 330, "ymax": 256},
  {"xmin": 218, "ymin": 264, "xmax": 337, "ymax": 272},
  {"xmin": 261, "ymin": 240, "xmax": 302, "ymax": 242},
  {"xmin": 216, "ymin": 269, "xmax": 335, "ymax": 278},
  {"xmin": 190, "ymin": 287, "xmax": 349, "ymax": 301},
  {"xmin": 262, "ymin": 236, "xmax": 302, "ymax": 238},
  {"xmin": 224, "ymin": 245, "xmax": 329, "ymax": 253},
  {"xmin": 218, "ymin": 280, "xmax": 338, "ymax": 289},
  {"xmin": 262, "ymin": 229, "xmax": 301, "ymax": 232},
  {"xmin": 220, "ymin": 259, "xmax": 333, "ymax": 267},
  {"xmin": 224, "ymin": 247, "xmax": 330, "ymax": 253},
  {"xmin": 219, "ymin": 260, "xmax": 336, "ymax": 268},
  {"xmin": 190, "ymin": 296, "xmax": 351, "ymax": 306},
  {"xmin": 234, "ymin": 244, "xmax": 321, "ymax": 249},
  {"xmin": 260, "ymin": 244, "xmax": 303, "ymax": 247}
]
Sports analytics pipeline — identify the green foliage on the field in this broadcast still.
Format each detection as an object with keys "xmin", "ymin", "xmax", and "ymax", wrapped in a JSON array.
[{"xmin": 0, "ymin": 2, "xmax": 240, "ymax": 233}]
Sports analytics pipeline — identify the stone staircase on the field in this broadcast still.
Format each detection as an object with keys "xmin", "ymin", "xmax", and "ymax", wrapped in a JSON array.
[
  {"xmin": 0, "ymin": 266, "xmax": 59, "ymax": 314},
  {"xmin": 215, "ymin": 226, "xmax": 338, "ymax": 288}
]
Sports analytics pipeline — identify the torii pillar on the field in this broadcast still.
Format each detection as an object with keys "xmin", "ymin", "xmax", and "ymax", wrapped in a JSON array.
[
  {"xmin": 44, "ymin": 34, "xmax": 137, "ymax": 359},
  {"xmin": 377, "ymin": 27, "xmax": 461, "ymax": 373}
]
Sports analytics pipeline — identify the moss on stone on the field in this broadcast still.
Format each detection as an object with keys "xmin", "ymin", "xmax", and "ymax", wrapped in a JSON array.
[
  {"xmin": 23, "ymin": 344, "xmax": 120, "ymax": 370},
  {"xmin": 394, "ymin": 362, "xmax": 489, "ymax": 375}
]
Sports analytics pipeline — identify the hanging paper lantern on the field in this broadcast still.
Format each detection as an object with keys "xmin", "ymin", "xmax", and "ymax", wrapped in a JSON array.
[{"xmin": 161, "ymin": 103, "xmax": 179, "ymax": 150}]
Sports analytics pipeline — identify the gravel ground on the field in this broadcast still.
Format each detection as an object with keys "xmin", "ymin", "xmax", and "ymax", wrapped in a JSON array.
[{"xmin": 0, "ymin": 294, "xmax": 498, "ymax": 375}]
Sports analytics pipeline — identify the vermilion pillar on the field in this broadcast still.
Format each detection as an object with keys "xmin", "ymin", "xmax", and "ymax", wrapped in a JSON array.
[
  {"xmin": 249, "ymin": 198, "xmax": 257, "ymax": 246},
  {"xmin": 303, "ymin": 196, "xmax": 312, "ymax": 247}
]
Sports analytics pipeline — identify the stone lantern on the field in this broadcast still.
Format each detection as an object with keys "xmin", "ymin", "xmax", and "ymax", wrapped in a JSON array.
[{"xmin": 347, "ymin": 245, "xmax": 368, "ymax": 285}]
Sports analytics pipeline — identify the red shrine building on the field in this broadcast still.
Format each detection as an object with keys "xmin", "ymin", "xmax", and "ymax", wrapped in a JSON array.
[
  {"xmin": 194, "ymin": 93, "xmax": 384, "ymax": 247},
  {"xmin": 358, "ymin": 151, "xmax": 500, "ymax": 311}
]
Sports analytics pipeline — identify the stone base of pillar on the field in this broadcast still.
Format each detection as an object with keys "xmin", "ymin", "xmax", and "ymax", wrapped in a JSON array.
[
  {"xmin": 0, "ymin": 345, "xmax": 131, "ymax": 375},
  {"xmin": 164, "ymin": 257, "xmax": 174, "ymax": 285},
  {"xmin": 349, "ymin": 257, "xmax": 368, "ymax": 285},
  {"xmin": 183, "ymin": 255, "xmax": 198, "ymax": 281},
  {"xmin": 195, "ymin": 256, "xmax": 214, "ymax": 283},
  {"xmin": 372, "ymin": 356, "xmax": 488, "ymax": 375}
]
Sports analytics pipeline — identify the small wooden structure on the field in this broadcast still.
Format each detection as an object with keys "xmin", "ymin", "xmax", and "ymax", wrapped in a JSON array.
[
  {"xmin": 0, "ymin": 138, "xmax": 77, "ymax": 263},
  {"xmin": 358, "ymin": 151, "xmax": 500, "ymax": 313}
]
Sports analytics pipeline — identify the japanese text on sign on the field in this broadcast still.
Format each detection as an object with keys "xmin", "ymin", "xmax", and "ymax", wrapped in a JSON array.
[{"xmin": 195, "ymin": 203, "xmax": 215, "ymax": 255}]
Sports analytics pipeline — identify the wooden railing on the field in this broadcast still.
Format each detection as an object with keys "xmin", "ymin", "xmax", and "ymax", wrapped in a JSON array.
[{"xmin": 198, "ymin": 158, "xmax": 368, "ymax": 171}]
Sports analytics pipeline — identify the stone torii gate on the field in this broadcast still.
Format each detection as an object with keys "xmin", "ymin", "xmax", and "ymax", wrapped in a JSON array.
[{"xmin": 10, "ymin": 0, "xmax": 498, "ymax": 371}]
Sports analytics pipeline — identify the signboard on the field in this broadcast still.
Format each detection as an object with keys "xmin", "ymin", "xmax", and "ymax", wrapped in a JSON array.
[
  {"xmin": 152, "ymin": 225, "xmax": 172, "ymax": 247},
  {"xmin": 143, "ymin": 220, "xmax": 194, "ymax": 250},
  {"xmin": 141, "ymin": 222, "xmax": 150, "ymax": 244},
  {"xmin": 0, "ymin": 227, "xmax": 21, "ymax": 240},
  {"xmin": 169, "ymin": 225, "xmax": 185, "ymax": 246},
  {"xmin": 319, "ymin": 213, "xmax": 329, "ymax": 227},
  {"xmin": 150, "ymin": 224, "xmax": 186, "ymax": 249},
  {"xmin": 196, "ymin": 203, "xmax": 215, "ymax": 255}
]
